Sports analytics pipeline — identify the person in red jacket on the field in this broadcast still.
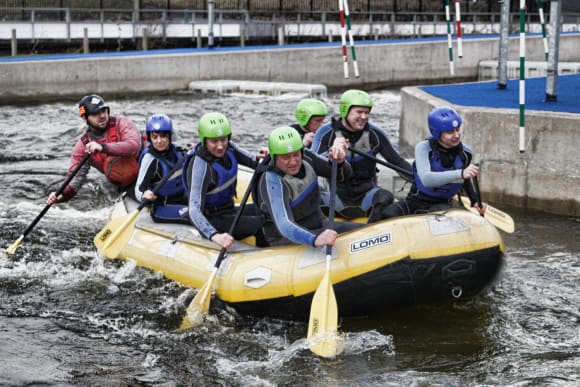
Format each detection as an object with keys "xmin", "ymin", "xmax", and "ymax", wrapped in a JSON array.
[{"xmin": 47, "ymin": 94, "xmax": 142, "ymax": 204}]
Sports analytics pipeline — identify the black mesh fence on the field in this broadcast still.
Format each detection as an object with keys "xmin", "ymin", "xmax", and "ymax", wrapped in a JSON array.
[{"xmin": 0, "ymin": 1, "xmax": 543, "ymax": 14}]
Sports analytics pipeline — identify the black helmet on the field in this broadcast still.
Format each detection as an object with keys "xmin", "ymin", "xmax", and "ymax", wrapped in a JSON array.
[{"xmin": 78, "ymin": 94, "xmax": 109, "ymax": 117}]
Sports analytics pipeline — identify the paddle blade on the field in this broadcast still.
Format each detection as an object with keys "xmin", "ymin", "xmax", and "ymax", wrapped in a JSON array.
[
  {"xmin": 93, "ymin": 209, "xmax": 139, "ymax": 259},
  {"xmin": 180, "ymin": 269, "xmax": 217, "ymax": 330},
  {"xmin": 307, "ymin": 270, "xmax": 342, "ymax": 358},
  {"xmin": 459, "ymin": 196, "xmax": 515, "ymax": 234},
  {"xmin": 5, "ymin": 235, "xmax": 24, "ymax": 255}
]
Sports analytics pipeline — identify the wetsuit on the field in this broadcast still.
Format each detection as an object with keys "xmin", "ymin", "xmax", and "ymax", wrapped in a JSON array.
[
  {"xmin": 183, "ymin": 141, "xmax": 263, "ymax": 241},
  {"xmin": 256, "ymin": 149, "xmax": 361, "ymax": 247},
  {"xmin": 381, "ymin": 138, "xmax": 479, "ymax": 218},
  {"xmin": 311, "ymin": 117, "xmax": 412, "ymax": 222}
]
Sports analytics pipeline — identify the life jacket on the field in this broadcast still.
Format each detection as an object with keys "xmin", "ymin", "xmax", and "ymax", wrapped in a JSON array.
[
  {"xmin": 139, "ymin": 144, "xmax": 184, "ymax": 198},
  {"xmin": 82, "ymin": 117, "xmax": 142, "ymax": 188},
  {"xmin": 331, "ymin": 119, "xmax": 377, "ymax": 197},
  {"xmin": 182, "ymin": 144, "xmax": 238, "ymax": 211},
  {"xmin": 414, "ymin": 139, "xmax": 471, "ymax": 199},
  {"xmin": 281, "ymin": 162, "xmax": 323, "ymax": 229}
]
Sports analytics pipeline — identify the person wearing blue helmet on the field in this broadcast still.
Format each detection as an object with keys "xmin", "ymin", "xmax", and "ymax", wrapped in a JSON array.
[
  {"xmin": 135, "ymin": 114, "xmax": 188, "ymax": 223},
  {"xmin": 380, "ymin": 106, "xmax": 486, "ymax": 219}
]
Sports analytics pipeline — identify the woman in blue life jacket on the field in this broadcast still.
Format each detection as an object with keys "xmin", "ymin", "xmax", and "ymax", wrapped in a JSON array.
[
  {"xmin": 255, "ymin": 126, "xmax": 361, "ymax": 248},
  {"xmin": 381, "ymin": 106, "xmax": 487, "ymax": 219},
  {"xmin": 183, "ymin": 112, "xmax": 266, "ymax": 251},
  {"xmin": 135, "ymin": 114, "xmax": 188, "ymax": 223}
]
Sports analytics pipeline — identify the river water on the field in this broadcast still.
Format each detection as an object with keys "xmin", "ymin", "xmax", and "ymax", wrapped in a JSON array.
[{"xmin": 0, "ymin": 91, "xmax": 578, "ymax": 386}]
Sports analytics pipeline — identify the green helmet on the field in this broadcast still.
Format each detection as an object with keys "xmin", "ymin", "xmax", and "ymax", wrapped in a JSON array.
[
  {"xmin": 339, "ymin": 89, "xmax": 373, "ymax": 118},
  {"xmin": 295, "ymin": 98, "xmax": 328, "ymax": 127},
  {"xmin": 198, "ymin": 112, "xmax": 232, "ymax": 144},
  {"xmin": 268, "ymin": 126, "xmax": 304, "ymax": 156}
]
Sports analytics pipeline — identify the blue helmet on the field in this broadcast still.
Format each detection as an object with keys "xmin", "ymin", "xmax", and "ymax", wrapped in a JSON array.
[
  {"xmin": 428, "ymin": 106, "xmax": 462, "ymax": 139},
  {"xmin": 146, "ymin": 114, "xmax": 173, "ymax": 138}
]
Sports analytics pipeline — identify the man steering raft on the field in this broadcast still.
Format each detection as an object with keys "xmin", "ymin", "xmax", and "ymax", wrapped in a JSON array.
[{"xmin": 47, "ymin": 94, "xmax": 142, "ymax": 205}]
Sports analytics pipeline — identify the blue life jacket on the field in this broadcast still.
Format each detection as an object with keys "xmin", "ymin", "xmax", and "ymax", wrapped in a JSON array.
[
  {"xmin": 182, "ymin": 144, "xmax": 238, "ymax": 210},
  {"xmin": 139, "ymin": 145, "xmax": 184, "ymax": 198},
  {"xmin": 414, "ymin": 141, "xmax": 469, "ymax": 199}
]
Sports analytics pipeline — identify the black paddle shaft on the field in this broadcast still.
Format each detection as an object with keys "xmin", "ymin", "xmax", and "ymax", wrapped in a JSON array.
[
  {"xmin": 136, "ymin": 157, "xmax": 186, "ymax": 212},
  {"xmin": 214, "ymin": 156, "xmax": 270, "ymax": 269},
  {"xmin": 19, "ymin": 153, "xmax": 91, "ymax": 238},
  {"xmin": 325, "ymin": 158, "xmax": 338, "ymax": 256},
  {"xmin": 347, "ymin": 147, "xmax": 413, "ymax": 181}
]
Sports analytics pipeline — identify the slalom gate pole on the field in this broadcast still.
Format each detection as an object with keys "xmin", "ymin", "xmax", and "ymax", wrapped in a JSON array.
[
  {"xmin": 444, "ymin": 0, "xmax": 455, "ymax": 75},
  {"xmin": 455, "ymin": 0, "xmax": 463, "ymax": 58},
  {"xmin": 537, "ymin": 0, "xmax": 549, "ymax": 61},
  {"xmin": 519, "ymin": 0, "xmax": 526, "ymax": 153},
  {"xmin": 338, "ymin": 0, "xmax": 349, "ymax": 79},
  {"xmin": 343, "ymin": 0, "xmax": 360, "ymax": 78}
]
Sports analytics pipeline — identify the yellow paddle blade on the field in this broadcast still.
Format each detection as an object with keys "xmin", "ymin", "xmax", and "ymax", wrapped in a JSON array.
[
  {"xmin": 5, "ymin": 235, "xmax": 24, "ymax": 255},
  {"xmin": 93, "ymin": 209, "xmax": 140, "ymax": 259},
  {"xmin": 459, "ymin": 196, "xmax": 515, "ymax": 234},
  {"xmin": 180, "ymin": 269, "xmax": 217, "ymax": 330},
  {"xmin": 307, "ymin": 270, "xmax": 342, "ymax": 358}
]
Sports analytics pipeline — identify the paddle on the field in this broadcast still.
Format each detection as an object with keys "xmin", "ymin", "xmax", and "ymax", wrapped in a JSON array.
[
  {"xmin": 348, "ymin": 147, "xmax": 515, "ymax": 233},
  {"xmin": 347, "ymin": 146, "xmax": 413, "ymax": 181},
  {"xmin": 472, "ymin": 172, "xmax": 484, "ymax": 216},
  {"xmin": 458, "ymin": 192, "xmax": 515, "ymax": 234},
  {"xmin": 180, "ymin": 156, "xmax": 269, "ymax": 329},
  {"xmin": 307, "ymin": 158, "xmax": 341, "ymax": 358},
  {"xmin": 93, "ymin": 158, "xmax": 185, "ymax": 259},
  {"xmin": 6, "ymin": 153, "xmax": 91, "ymax": 254}
]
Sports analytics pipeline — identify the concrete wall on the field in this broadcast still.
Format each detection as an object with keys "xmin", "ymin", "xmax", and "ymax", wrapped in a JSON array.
[
  {"xmin": 2, "ymin": 34, "xmax": 580, "ymax": 103},
  {"xmin": 399, "ymin": 87, "xmax": 580, "ymax": 217}
]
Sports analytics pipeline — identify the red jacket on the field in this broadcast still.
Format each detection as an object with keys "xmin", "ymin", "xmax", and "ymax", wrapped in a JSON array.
[{"xmin": 61, "ymin": 115, "xmax": 142, "ymax": 201}]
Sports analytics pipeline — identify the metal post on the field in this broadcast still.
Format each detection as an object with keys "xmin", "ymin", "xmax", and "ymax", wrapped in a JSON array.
[
  {"xmin": 134, "ymin": 0, "xmax": 140, "ymax": 22},
  {"xmin": 162, "ymin": 10, "xmax": 167, "ymax": 42},
  {"xmin": 208, "ymin": 0, "xmax": 215, "ymax": 48},
  {"xmin": 498, "ymin": 0, "xmax": 510, "ymax": 89},
  {"xmin": 66, "ymin": 8, "xmax": 71, "ymax": 43},
  {"xmin": 11, "ymin": 29, "xmax": 17, "ymax": 56},
  {"xmin": 277, "ymin": 25, "xmax": 284, "ymax": 45},
  {"xmin": 83, "ymin": 27, "xmax": 89, "ymax": 53},
  {"xmin": 197, "ymin": 29, "xmax": 202, "ymax": 48},
  {"xmin": 240, "ymin": 25, "xmax": 245, "ymax": 47},
  {"xmin": 546, "ymin": 0, "xmax": 561, "ymax": 101},
  {"xmin": 142, "ymin": 28, "xmax": 148, "ymax": 51}
]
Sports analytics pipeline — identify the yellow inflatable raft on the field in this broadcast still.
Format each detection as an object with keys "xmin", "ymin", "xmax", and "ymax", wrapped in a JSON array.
[{"xmin": 103, "ymin": 192, "xmax": 505, "ymax": 321}]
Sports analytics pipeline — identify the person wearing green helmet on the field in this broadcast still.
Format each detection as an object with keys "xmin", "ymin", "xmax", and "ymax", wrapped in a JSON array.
[
  {"xmin": 255, "ymin": 126, "xmax": 361, "ymax": 247},
  {"xmin": 311, "ymin": 89, "xmax": 413, "ymax": 223},
  {"xmin": 291, "ymin": 98, "xmax": 328, "ymax": 148},
  {"xmin": 182, "ymin": 112, "xmax": 267, "ymax": 250}
]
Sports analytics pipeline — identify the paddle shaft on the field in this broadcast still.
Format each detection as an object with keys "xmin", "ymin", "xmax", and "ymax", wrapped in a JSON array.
[
  {"xmin": 326, "ymin": 158, "xmax": 337, "ymax": 257},
  {"xmin": 18, "ymin": 153, "xmax": 91, "ymax": 239},
  {"xmin": 473, "ymin": 174, "xmax": 483, "ymax": 207},
  {"xmin": 347, "ymin": 147, "xmax": 413, "ymax": 181},
  {"xmin": 135, "ymin": 157, "xmax": 188, "ymax": 212},
  {"xmin": 212, "ymin": 156, "xmax": 269, "ymax": 270}
]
